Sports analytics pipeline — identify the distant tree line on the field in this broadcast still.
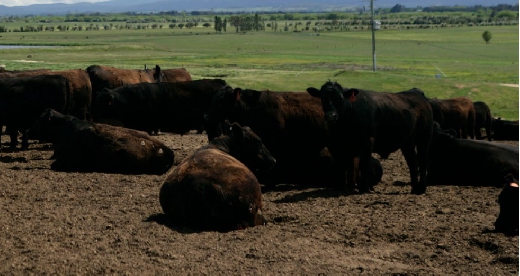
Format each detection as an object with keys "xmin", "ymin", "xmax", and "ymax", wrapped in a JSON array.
[
  {"xmin": 0, "ymin": 5, "xmax": 517, "ymax": 33},
  {"xmin": 421, "ymin": 4, "xmax": 518, "ymax": 13}
]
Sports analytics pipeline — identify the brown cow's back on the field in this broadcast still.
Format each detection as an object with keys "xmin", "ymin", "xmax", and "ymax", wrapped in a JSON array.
[{"xmin": 428, "ymin": 97, "xmax": 476, "ymax": 139}]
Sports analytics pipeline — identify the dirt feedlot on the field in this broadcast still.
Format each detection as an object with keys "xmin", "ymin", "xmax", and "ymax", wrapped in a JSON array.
[{"xmin": 0, "ymin": 131, "xmax": 518, "ymax": 274}]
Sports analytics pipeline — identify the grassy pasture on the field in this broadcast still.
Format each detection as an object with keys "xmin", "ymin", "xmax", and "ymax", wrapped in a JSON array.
[{"xmin": 0, "ymin": 24, "xmax": 518, "ymax": 119}]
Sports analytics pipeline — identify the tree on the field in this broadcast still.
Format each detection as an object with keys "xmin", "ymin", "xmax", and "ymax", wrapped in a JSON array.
[
  {"xmin": 390, "ymin": 4, "xmax": 405, "ymax": 13},
  {"xmin": 482, "ymin": 30, "xmax": 492, "ymax": 44}
]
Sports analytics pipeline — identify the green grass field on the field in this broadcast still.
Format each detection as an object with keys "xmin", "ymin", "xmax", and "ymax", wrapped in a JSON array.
[{"xmin": 0, "ymin": 24, "xmax": 518, "ymax": 119}]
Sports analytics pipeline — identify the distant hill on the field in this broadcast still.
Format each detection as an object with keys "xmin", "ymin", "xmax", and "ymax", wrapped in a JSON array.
[{"xmin": 0, "ymin": 0, "xmax": 518, "ymax": 16}]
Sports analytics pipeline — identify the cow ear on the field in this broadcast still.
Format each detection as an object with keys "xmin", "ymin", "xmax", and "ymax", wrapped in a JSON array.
[
  {"xmin": 307, "ymin": 87, "xmax": 321, "ymax": 98},
  {"xmin": 344, "ymin": 89, "xmax": 360, "ymax": 103}
]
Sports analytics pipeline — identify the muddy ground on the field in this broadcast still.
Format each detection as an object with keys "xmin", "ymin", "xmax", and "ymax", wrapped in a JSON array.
[{"xmin": 0, "ymin": 131, "xmax": 518, "ymax": 274}]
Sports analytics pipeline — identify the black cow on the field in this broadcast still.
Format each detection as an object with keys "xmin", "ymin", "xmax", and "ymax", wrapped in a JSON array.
[
  {"xmin": 428, "ymin": 122, "xmax": 518, "ymax": 187},
  {"xmin": 28, "ymin": 109, "xmax": 174, "ymax": 175},
  {"xmin": 159, "ymin": 121, "xmax": 276, "ymax": 232},
  {"xmin": 495, "ymin": 173, "xmax": 519, "ymax": 236},
  {"xmin": 307, "ymin": 81, "xmax": 433, "ymax": 194},
  {"xmin": 92, "ymin": 79, "xmax": 227, "ymax": 135},
  {"xmin": 204, "ymin": 86, "xmax": 343, "ymax": 187},
  {"xmin": 492, "ymin": 117, "xmax": 519, "ymax": 141},
  {"xmin": 0, "ymin": 74, "xmax": 71, "ymax": 149}
]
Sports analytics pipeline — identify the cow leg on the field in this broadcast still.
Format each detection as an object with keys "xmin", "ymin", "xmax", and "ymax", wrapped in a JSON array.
[
  {"xmin": 20, "ymin": 130, "xmax": 29, "ymax": 149},
  {"xmin": 414, "ymin": 140, "xmax": 429, "ymax": 195},
  {"xmin": 401, "ymin": 145, "xmax": 422, "ymax": 195},
  {"xmin": 8, "ymin": 128, "xmax": 19, "ymax": 149},
  {"xmin": 485, "ymin": 121, "xmax": 492, "ymax": 141},
  {"xmin": 328, "ymin": 150, "xmax": 353, "ymax": 192},
  {"xmin": 357, "ymin": 153, "xmax": 374, "ymax": 193},
  {"xmin": 344, "ymin": 156, "xmax": 356, "ymax": 192}
]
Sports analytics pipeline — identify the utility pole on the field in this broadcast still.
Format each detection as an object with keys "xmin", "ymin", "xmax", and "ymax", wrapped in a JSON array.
[{"xmin": 370, "ymin": 0, "xmax": 376, "ymax": 71}]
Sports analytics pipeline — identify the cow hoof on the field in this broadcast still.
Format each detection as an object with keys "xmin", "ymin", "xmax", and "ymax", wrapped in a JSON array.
[
  {"xmin": 411, "ymin": 185, "xmax": 426, "ymax": 195},
  {"xmin": 337, "ymin": 185, "xmax": 357, "ymax": 195}
]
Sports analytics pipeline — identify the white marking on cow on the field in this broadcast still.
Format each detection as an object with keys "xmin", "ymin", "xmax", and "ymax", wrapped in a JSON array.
[
  {"xmin": 158, "ymin": 148, "xmax": 163, "ymax": 154},
  {"xmin": 140, "ymin": 141, "xmax": 145, "ymax": 146}
]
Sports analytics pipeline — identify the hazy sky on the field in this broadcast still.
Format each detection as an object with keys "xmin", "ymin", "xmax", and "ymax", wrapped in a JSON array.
[{"xmin": 0, "ymin": 0, "xmax": 107, "ymax": 7}]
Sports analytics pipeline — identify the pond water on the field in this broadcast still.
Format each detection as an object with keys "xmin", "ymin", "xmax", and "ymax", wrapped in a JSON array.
[{"xmin": 0, "ymin": 45, "xmax": 58, "ymax": 49}]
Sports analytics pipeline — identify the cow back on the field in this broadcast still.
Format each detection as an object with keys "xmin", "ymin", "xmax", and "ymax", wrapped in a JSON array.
[
  {"xmin": 332, "ymin": 88, "xmax": 433, "ymax": 158},
  {"xmin": 0, "ymin": 75, "xmax": 71, "ymax": 131},
  {"xmin": 0, "ymin": 68, "xmax": 92, "ymax": 120},
  {"xmin": 221, "ymin": 89, "xmax": 327, "ymax": 157},
  {"xmin": 428, "ymin": 97, "xmax": 476, "ymax": 139},
  {"xmin": 160, "ymin": 68, "xmax": 192, "ymax": 83},
  {"xmin": 93, "ymin": 79, "xmax": 226, "ymax": 135}
]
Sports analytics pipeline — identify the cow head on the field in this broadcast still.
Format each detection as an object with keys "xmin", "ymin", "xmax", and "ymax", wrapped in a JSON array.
[
  {"xmin": 307, "ymin": 81, "xmax": 357, "ymax": 124},
  {"xmin": 93, "ymin": 89, "xmax": 117, "ymax": 121},
  {"xmin": 27, "ymin": 109, "xmax": 66, "ymax": 142},
  {"xmin": 204, "ymin": 85, "xmax": 239, "ymax": 140},
  {"xmin": 495, "ymin": 173, "xmax": 519, "ymax": 236},
  {"xmin": 220, "ymin": 121, "xmax": 276, "ymax": 173}
]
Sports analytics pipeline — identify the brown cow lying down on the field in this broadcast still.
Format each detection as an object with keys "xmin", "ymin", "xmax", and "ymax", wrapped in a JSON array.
[
  {"xmin": 495, "ymin": 173, "xmax": 519, "ymax": 236},
  {"xmin": 428, "ymin": 122, "xmax": 518, "ymax": 187},
  {"xmin": 28, "ymin": 109, "xmax": 174, "ymax": 175},
  {"xmin": 159, "ymin": 122, "xmax": 276, "ymax": 232}
]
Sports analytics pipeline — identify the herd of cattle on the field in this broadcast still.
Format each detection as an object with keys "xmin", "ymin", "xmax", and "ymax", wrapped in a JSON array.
[{"xmin": 0, "ymin": 65, "xmax": 518, "ymax": 234}]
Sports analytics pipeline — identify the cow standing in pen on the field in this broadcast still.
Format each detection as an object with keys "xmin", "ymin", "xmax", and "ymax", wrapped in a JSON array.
[
  {"xmin": 86, "ymin": 64, "xmax": 192, "ymax": 94},
  {"xmin": 307, "ymin": 81, "xmax": 433, "ymax": 194},
  {"xmin": 428, "ymin": 97, "xmax": 476, "ymax": 139},
  {"xmin": 92, "ymin": 79, "xmax": 227, "ymax": 135},
  {"xmin": 0, "ymin": 68, "xmax": 92, "ymax": 121},
  {"xmin": 0, "ymin": 75, "xmax": 71, "ymax": 149},
  {"xmin": 473, "ymin": 101, "xmax": 492, "ymax": 141},
  {"xmin": 204, "ymin": 86, "xmax": 383, "ymax": 188}
]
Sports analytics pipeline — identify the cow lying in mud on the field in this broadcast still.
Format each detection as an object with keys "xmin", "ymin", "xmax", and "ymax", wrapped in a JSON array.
[
  {"xmin": 492, "ymin": 117, "xmax": 519, "ymax": 141},
  {"xmin": 159, "ymin": 121, "xmax": 276, "ymax": 232},
  {"xmin": 28, "ymin": 109, "xmax": 174, "ymax": 175},
  {"xmin": 307, "ymin": 81, "xmax": 433, "ymax": 194},
  {"xmin": 428, "ymin": 122, "xmax": 518, "ymax": 187}
]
